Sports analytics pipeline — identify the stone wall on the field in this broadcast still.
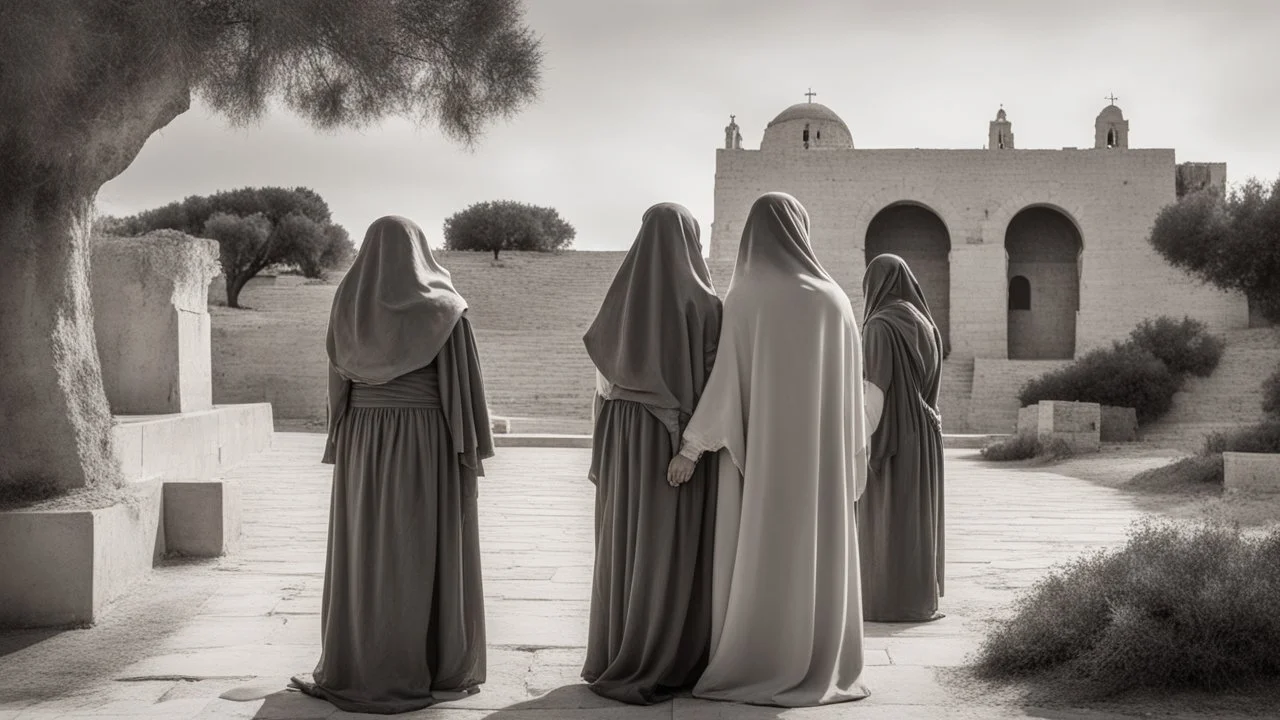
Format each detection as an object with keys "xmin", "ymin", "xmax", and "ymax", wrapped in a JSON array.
[
  {"xmin": 711, "ymin": 148, "xmax": 1249, "ymax": 360},
  {"xmin": 212, "ymin": 251, "xmax": 631, "ymax": 431}
]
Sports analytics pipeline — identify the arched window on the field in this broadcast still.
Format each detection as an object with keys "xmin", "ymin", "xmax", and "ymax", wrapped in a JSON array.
[
  {"xmin": 1106, "ymin": 128, "xmax": 1117, "ymax": 148},
  {"xmin": 802, "ymin": 123, "xmax": 810, "ymax": 149},
  {"xmin": 1008, "ymin": 275, "xmax": 1031, "ymax": 310}
]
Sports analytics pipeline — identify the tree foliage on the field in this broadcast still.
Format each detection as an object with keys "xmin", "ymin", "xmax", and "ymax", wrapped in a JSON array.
[
  {"xmin": 443, "ymin": 200, "xmax": 575, "ymax": 259},
  {"xmin": 1149, "ymin": 177, "xmax": 1280, "ymax": 321},
  {"xmin": 1, "ymin": 0, "xmax": 544, "ymax": 194},
  {"xmin": 0, "ymin": 0, "xmax": 542, "ymax": 497},
  {"xmin": 109, "ymin": 186, "xmax": 354, "ymax": 307}
]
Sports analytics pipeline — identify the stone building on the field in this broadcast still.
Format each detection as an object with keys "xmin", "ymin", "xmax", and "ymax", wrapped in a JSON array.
[{"xmin": 711, "ymin": 95, "xmax": 1246, "ymax": 432}]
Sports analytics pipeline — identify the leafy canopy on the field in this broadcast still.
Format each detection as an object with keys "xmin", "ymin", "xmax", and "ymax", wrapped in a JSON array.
[
  {"xmin": 443, "ymin": 200, "xmax": 576, "ymax": 256},
  {"xmin": 106, "ymin": 186, "xmax": 355, "ymax": 307},
  {"xmin": 0, "ymin": 0, "xmax": 543, "ymax": 191},
  {"xmin": 1149, "ymin": 177, "xmax": 1280, "ymax": 321}
]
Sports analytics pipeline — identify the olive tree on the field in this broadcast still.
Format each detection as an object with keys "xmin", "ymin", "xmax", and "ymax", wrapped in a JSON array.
[{"xmin": 0, "ymin": 0, "xmax": 542, "ymax": 497}]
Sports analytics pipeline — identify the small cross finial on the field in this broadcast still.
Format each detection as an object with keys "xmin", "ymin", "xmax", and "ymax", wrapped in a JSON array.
[
  {"xmin": 1105, "ymin": 92, "xmax": 1119, "ymax": 105},
  {"xmin": 805, "ymin": 87, "xmax": 817, "ymax": 102},
  {"xmin": 729, "ymin": 114, "xmax": 736, "ymax": 123}
]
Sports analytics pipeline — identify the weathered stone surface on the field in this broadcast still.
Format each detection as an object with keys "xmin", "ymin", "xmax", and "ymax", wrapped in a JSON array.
[
  {"xmin": 1016, "ymin": 401, "xmax": 1101, "ymax": 453},
  {"xmin": 165, "ymin": 480, "xmax": 242, "ymax": 557},
  {"xmin": 111, "ymin": 404, "xmax": 273, "ymax": 484},
  {"xmin": 93, "ymin": 231, "xmax": 221, "ymax": 415},
  {"xmin": 1223, "ymin": 452, "xmax": 1280, "ymax": 494},
  {"xmin": 0, "ymin": 481, "xmax": 164, "ymax": 628},
  {"xmin": 1100, "ymin": 405, "xmax": 1138, "ymax": 442},
  {"xmin": 0, "ymin": 434, "xmax": 1168, "ymax": 718}
]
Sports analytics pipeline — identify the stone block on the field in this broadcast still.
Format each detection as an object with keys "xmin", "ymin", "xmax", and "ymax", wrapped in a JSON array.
[
  {"xmin": 93, "ymin": 231, "xmax": 222, "ymax": 415},
  {"xmin": 0, "ymin": 481, "xmax": 165, "ymax": 628},
  {"xmin": 164, "ymin": 480, "xmax": 242, "ymax": 557},
  {"xmin": 1223, "ymin": 452, "xmax": 1280, "ymax": 494},
  {"xmin": 1100, "ymin": 405, "xmax": 1138, "ymax": 442},
  {"xmin": 112, "ymin": 404, "xmax": 273, "ymax": 484},
  {"xmin": 1016, "ymin": 401, "xmax": 1101, "ymax": 453}
]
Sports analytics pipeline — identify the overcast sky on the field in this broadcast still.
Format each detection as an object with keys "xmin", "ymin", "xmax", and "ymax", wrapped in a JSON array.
[{"xmin": 99, "ymin": 0, "xmax": 1280, "ymax": 252}]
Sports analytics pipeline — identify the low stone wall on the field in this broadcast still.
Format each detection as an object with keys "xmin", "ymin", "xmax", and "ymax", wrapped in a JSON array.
[
  {"xmin": 1100, "ymin": 405, "xmax": 1138, "ymax": 442},
  {"xmin": 1223, "ymin": 452, "xmax": 1280, "ymax": 493},
  {"xmin": 111, "ymin": 404, "xmax": 274, "ymax": 484},
  {"xmin": 1017, "ymin": 400, "xmax": 1101, "ymax": 453},
  {"xmin": 0, "ymin": 481, "xmax": 165, "ymax": 628}
]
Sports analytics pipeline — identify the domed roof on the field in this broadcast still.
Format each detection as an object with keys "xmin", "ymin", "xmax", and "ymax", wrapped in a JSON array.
[
  {"xmin": 1097, "ymin": 103, "xmax": 1125, "ymax": 120},
  {"xmin": 766, "ymin": 102, "xmax": 849, "ymax": 129}
]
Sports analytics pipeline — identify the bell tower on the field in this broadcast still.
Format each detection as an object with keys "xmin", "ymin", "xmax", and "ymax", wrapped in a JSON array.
[
  {"xmin": 988, "ymin": 106, "xmax": 1014, "ymax": 150},
  {"xmin": 1094, "ymin": 95, "xmax": 1129, "ymax": 149}
]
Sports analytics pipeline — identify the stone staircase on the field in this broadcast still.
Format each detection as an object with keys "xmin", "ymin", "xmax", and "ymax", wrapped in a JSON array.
[
  {"xmin": 1141, "ymin": 327, "xmax": 1280, "ymax": 449},
  {"xmin": 939, "ymin": 357, "xmax": 975, "ymax": 433}
]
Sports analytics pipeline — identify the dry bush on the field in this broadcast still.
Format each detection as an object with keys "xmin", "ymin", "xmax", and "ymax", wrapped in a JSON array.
[{"xmin": 975, "ymin": 522, "xmax": 1280, "ymax": 696}]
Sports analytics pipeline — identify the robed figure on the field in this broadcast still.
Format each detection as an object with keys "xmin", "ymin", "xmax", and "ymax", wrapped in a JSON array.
[
  {"xmin": 293, "ymin": 216, "xmax": 495, "ymax": 714},
  {"xmin": 669, "ymin": 192, "xmax": 870, "ymax": 707},
  {"xmin": 580, "ymin": 202, "xmax": 723, "ymax": 704},
  {"xmin": 859, "ymin": 253, "xmax": 945, "ymax": 623}
]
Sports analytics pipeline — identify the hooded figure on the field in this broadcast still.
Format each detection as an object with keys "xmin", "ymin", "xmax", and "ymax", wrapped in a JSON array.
[
  {"xmin": 580, "ymin": 202, "xmax": 723, "ymax": 704},
  {"xmin": 293, "ymin": 215, "xmax": 494, "ymax": 714},
  {"xmin": 859, "ymin": 253, "xmax": 945, "ymax": 623},
  {"xmin": 673, "ymin": 192, "xmax": 870, "ymax": 707}
]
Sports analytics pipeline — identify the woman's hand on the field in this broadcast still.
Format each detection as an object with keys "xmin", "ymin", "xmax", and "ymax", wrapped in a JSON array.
[{"xmin": 667, "ymin": 455, "xmax": 696, "ymax": 487}]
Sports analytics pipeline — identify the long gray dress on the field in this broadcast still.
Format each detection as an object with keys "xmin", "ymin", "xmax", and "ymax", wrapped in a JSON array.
[
  {"xmin": 297, "ymin": 317, "xmax": 494, "ymax": 714},
  {"xmin": 581, "ymin": 398, "xmax": 717, "ymax": 704},
  {"xmin": 580, "ymin": 202, "xmax": 722, "ymax": 705},
  {"xmin": 858, "ymin": 301, "xmax": 945, "ymax": 622}
]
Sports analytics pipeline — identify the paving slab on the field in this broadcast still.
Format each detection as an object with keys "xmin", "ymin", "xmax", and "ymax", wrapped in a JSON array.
[{"xmin": 0, "ymin": 432, "xmax": 1199, "ymax": 719}]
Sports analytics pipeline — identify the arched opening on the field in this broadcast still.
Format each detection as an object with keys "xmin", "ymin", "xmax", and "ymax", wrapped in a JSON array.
[
  {"xmin": 1106, "ymin": 128, "xmax": 1117, "ymax": 148},
  {"xmin": 1008, "ymin": 275, "xmax": 1031, "ymax": 310},
  {"xmin": 865, "ymin": 203, "xmax": 951, "ymax": 351},
  {"xmin": 1005, "ymin": 206, "xmax": 1082, "ymax": 359},
  {"xmin": 802, "ymin": 123, "xmax": 810, "ymax": 149}
]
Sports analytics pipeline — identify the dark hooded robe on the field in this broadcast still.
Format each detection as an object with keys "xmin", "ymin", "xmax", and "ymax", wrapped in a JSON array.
[
  {"xmin": 858, "ymin": 253, "xmax": 945, "ymax": 623},
  {"xmin": 580, "ymin": 202, "xmax": 723, "ymax": 704},
  {"xmin": 292, "ymin": 215, "xmax": 494, "ymax": 714}
]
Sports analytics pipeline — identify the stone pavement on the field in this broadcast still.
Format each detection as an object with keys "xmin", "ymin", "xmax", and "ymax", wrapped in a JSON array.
[{"xmin": 0, "ymin": 433, "xmax": 1155, "ymax": 719}]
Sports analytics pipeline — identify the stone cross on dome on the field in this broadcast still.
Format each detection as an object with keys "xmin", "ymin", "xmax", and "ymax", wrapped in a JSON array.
[{"xmin": 805, "ymin": 88, "xmax": 817, "ymax": 103}]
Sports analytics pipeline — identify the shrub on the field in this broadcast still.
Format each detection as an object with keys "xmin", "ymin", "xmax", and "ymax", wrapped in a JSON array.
[
  {"xmin": 1203, "ymin": 420, "xmax": 1280, "ymax": 455},
  {"xmin": 1128, "ymin": 316, "xmax": 1225, "ymax": 378},
  {"xmin": 1262, "ymin": 363, "xmax": 1280, "ymax": 419},
  {"xmin": 1128, "ymin": 455, "xmax": 1224, "ymax": 491},
  {"xmin": 981, "ymin": 434, "xmax": 1040, "ymax": 461},
  {"xmin": 975, "ymin": 521, "xmax": 1280, "ymax": 696},
  {"xmin": 981, "ymin": 435, "xmax": 1074, "ymax": 462},
  {"xmin": 1018, "ymin": 343, "xmax": 1181, "ymax": 424}
]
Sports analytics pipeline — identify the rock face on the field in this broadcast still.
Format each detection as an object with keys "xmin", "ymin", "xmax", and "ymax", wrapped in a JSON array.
[{"xmin": 92, "ymin": 231, "xmax": 222, "ymax": 415}]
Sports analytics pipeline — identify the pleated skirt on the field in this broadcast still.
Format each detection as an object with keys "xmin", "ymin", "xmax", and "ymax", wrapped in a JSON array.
[
  {"xmin": 582, "ymin": 398, "xmax": 717, "ymax": 704},
  {"xmin": 304, "ymin": 372, "xmax": 485, "ymax": 714}
]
